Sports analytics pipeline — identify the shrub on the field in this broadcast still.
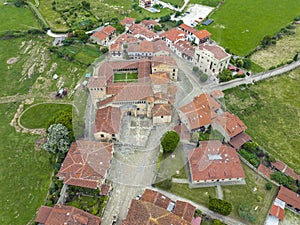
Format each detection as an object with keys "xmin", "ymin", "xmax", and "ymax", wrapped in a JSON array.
[
  {"xmin": 161, "ymin": 130, "xmax": 180, "ymax": 153},
  {"xmin": 239, "ymin": 149, "xmax": 260, "ymax": 167},
  {"xmin": 208, "ymin": 197, "xmax": 232, "ymax": 216},
  {"xmin": 238, "ymin": 204, "xmax": 256, "ymax": 223},
  {"xmin": 265, "ymin": 182, "xmax": 272, "ymax": 190},
  {"xmin": 200, "ymin": 73, "xmax": 208, "ymax": 82}
]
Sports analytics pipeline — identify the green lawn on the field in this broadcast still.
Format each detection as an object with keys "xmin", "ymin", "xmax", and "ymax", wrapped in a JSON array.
[
  {"xmin": 0, "ymin": 37, "xmax": 86, "ymax": 97},
  {"xmin": 223, "ymin": 163, "xmax": 277, "ymax": 224},
  {"xmin": 163, "ymin": 0, "xmax": 184, "ymax": 7},
  {"xmin": 129, "ymin": 8, "xmax": 174, "ymax": 21},
  {"xmin": 0, "ymin": 4, "xmax": 40, "ymax": 35},
  {"xmin": 114, "ymin": 72, "xmax": 138, "ymax": 82},
  {"xmin": 20, "ymin": 103, "xmax": 72, "ymax": 129},
  {"xmin": 0, "ymin": 103, "xmax": 53, "ymax": 225},
  {"xmin": 205, "ymin": 0, "xmax": 300, "ymax": 56},
  {"xmin": 189, "ymin": 0, "xmax": 221, "ymax": 7},
  {"xmin": 224, "ymin": 68, "xmax": 300, "ymax": 174}
]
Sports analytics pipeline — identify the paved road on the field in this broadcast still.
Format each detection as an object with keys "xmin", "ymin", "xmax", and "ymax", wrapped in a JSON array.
[{"xmin": 150, "ymin": 187, "xmax": 246, "ymax": 225}]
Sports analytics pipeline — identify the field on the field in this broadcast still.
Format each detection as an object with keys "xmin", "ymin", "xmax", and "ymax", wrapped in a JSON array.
[
  {"xmin": 114, "ymin": 72, "xmax": 138, "ymax": 82},
  {"xmin": 189, "ymin": 0, "xmax": 221, "ymax": 7},
  {"xmin": 20, "ymin": 103, "xmax": 72, "ymax": 129},
  {"xmin": 0, "ymin": 4, "xmax": 40, "ymax": 35},
  {"xmin": 0, "ymin": 103, "xmax": 53, "ymax": 225},
  {"xmin": 224, "ymin": 68, "xmax": 300, "ymax": 174},
  {"xmin": 205, "ymin": 0, "xmax": 300, "ymax": 56},
  {"xmin": 0, "ymin": 37, "xmax": 87, "ymax": 97},
  {"xmin": 251, "ymin": 24, "xmax": 300, "ymax": 70},
  {"xmin": 163, "ymin": 0, "xmax": 184, "ymax": 7},
  {"xmin": 280, "ymin": 209, "xmax": 300, "ymax": 225}
]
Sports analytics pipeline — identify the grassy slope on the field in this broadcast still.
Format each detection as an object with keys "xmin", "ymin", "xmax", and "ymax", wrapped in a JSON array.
[
  {"xmin": 206, "ymin": 0, "xmax": 300, "ymax": 56},
  {"xmin": 163, "ymin": 0, "xmax": 184, "ymax": 7},
  {"xmin": 224, "ymin": 69, "xmax": 300, "ymax": 173},
  {"xmin": 20, "ymin": 103, "xmax": 72, "ymax": 129},
  {"xmin": 0, "ymin": 103, "xmax": 53, "ymax": 225},
  {"xmin": 0, "ymin": 5, "xmax": 40, "ymax": 34},
  {"xmin": 251, "ymin": 24, "xmax": 300, "ymax": 69},
  {"xmin": 189, "ymin": 0, "xmax": 221, "ymax": 7}
]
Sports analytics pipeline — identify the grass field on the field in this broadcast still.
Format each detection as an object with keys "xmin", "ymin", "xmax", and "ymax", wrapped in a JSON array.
[
  {"xmin": 114, "ymin": 72, "xmax": 138, "ymax": 82},
  {"xmin": 129, "ymin": 7, "xmax": 174, "ymax": 21},
  {"xmin": 0, "ymin": 4, "xmax": 40, "ymax": 35},
  {"xmin": 20, "ymin": 103, "xmax": 72, "ymax": 129},
  {"xmin": 251, "ymin": 24, "xmax": 300, "ymax": 70},
  {"xmin": 280, "ymin": 209, "xmax": 300, "ymax": 225},
  {"xmin": 163, "ymin": 0, "xmax": 184, "ymax": 7},
  {"xmin": 205, "ymin": 0, "xmax": 300, "ymax": 56},
  {"xmin": 0, "ymin": 37, "xmax": 86, "ymax": 97},
  {"xmin": 0, "ymin": 103, "xmax": 53, "ymax": 225},
  {"xmin": 189, "ymin": 0, "xmax": 221, "ymax": 7},
  {"xmin": 224, "ymin": 69, "xmax": 300, "ymax": 174}
]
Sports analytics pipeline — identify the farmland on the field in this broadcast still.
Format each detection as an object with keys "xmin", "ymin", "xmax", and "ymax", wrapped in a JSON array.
[
  {"xmin": 224, "ymin": 68, "xmax": 300, "ymax": 174},
  {"xmin": 205, "ymin": 0, "xmax": 300, "ymax": 56},
  {"xmin": 0, "ymin": 4, "xmax": 40, "ymax": 35},
  {"xmin": 251, "ymin": 24, "xmax": 300, "ymax": 70},
  {"xmin": 0, "ymin": 103, "xmax": 53, "ymax": 225}
]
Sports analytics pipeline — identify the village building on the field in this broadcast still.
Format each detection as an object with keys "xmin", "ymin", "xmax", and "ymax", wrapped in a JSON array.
[
  {"xmin": 265, "ymin": 197, "xmax": 286, "ymax": 225},
  {"xmin": 212, "ymin": 111, "xmax": 248, "ymax": 143},
  {"xmin": 35, "ymin": 205, "xmax": 101, "ymax": 225},
  {"xmin": 160, "ymin": 28, "xmax": 186, "ymax": 48},
  {"xmin": 172, "ymin": 40, "xmax": 195, "ymax": 62},
  {"xmin": 122, "ymin": 189, "xmax": 199, "ymax": 225},
  {"xmin": 152, "ymin": 55, "xmax": 178, "ymax": 81},
  {"xmin": 57, "ymin": 141, "xmax": 114, "ymax": 192},
  {"xmin": 178, "ymin": 23, "xmax": 210, "ymax": 45},
  {"xmin": 127, "ymin": 41, "xmax": 154, "ymax": 59},
  {"xmin": 127, "ymin": 24, "xmax": 159, "ymax": 41},
  {"xmin": 188, "ymin": 140, "xmax": 246, "ymax": 185},
  {"xmin": 120, "ymin": 17, "xmax": 136, "ymax": 29},
  {"xmin": 178, "ymin": 93, "xmax": 221, "ymax": 132},
  {"xmin": 271, "ymin": 160, "xmax": 300, "ymax": 181},
  {"xmin": 139, "ymin": 0, "xmax": 156, "ymax": 8},
  {"xmin": 194, "ymin": 44, "xmax": 231, "ymax": 76},
  {"xmin": 140, "ymin": 19, "xmax": 159, "ymax": 30},
  {"xmin": 90, "ymin": 25, "xmax": 116, "ymax": 46}
]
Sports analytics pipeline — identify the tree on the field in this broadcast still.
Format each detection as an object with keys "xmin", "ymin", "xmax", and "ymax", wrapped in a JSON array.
[
  {"xmin": 243, "ymin": 58, "xmax": 252, "ymax": 69},
  {"xmin": 265, "ymin": 182, "xmax": 272, "ymax": 190},
  {"xmin": 200, "ymin": 73, "xmax": 208, "ymax": 82},
  {"xmin": 73, "ymin": 30, "xmax": 89, "ymax": 43},
  {"xmin": 161, "ymin": 130, "xmax": 180, "ymax": 153},
  {"xmin": 270, "ymin": 171, "xmax": 294, "ymax": 186},
  {"xmin": 154, "ymin": 25, "xmax": 162, "ymax": 32},
  {"xmin": 115, "ymin": 23, "xmax": 125, "ymax": 34},
  {"xmin": 218, "ymin": 69, "xmax": 233, "ymax": 82},
  {"xmin": 238, "ymin": 204, "xmax": 256, "ymax": 223},
  {"xmin": 293, "ymin": 52, "xmax": 298, "ymax": 61},
  {"xmin": 176, "ymin": 20, "xmax": 184, "ymax": 26},
  {"xmin": 81, "ymin": 1, "xmax": 90, "ymax": 10},
  {"xmin": 261, "ymin": 35, "xmax": 273, "ymax": 48},
  {"xmin": 44, "ymin": 124, "xmax": 71, "ymax": 153}
]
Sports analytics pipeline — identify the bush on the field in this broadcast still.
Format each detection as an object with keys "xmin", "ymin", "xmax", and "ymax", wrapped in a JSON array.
[
  {"xmin": 161, "ymin": 130, "xmax": 180, "ymax": 153},
  {"xmin": 219, "ymin": 69, "xmax": 233, "ymax": 82},
  {"xmin": 208, "ymin": 197, "xmax": 232, "ymax": 216},
  {"xmin": 270, "ymin": 171, "xmax": 294, "ymax": 186},
  {"xmin": 194, "ymin": 209, "xmax": 202, "ymax": 217},
  {"xmin": 265, "ymin": 182, "xmax": 272, "ymax": 190},
  {"xmin": 239, "ymin": 149, "xmax": 260, "ymax": 167},
  {"xmin": 238, "ymin": 204, "xmax": 256, "ymax": 223},
  {"xmin": 200, "ymin": 73, "xmax": 208, "ymax": 82}
]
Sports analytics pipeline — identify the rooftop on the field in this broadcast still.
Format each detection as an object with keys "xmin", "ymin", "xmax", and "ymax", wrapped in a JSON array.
[
  {"xmin": 269, "ymin": 204, "xmax": 285, "ymax": 221},
  {"xmin": 257, "ymin": 164, "xmax": 274, "ymax": 179},
  {"xmin": 198, "ymin": 44, "xmax": 229, "ymax": 60},
  {"xmin": 188, "ymin": 140, "xmax": 245, "ymax": 182},
  {"xmin": 152, "ymin": 104, "xmax": 172, "ymax": 117},
  {"xmin": 277, "ymin": 186, "xmax": 300, "ymax": 210},
  {"xmin": 160, "ymin": 28, "xmax": 186, "ymax": 43},
  {"xmin": 95, "ymin": 106, "xmax": 121, "ymax": 135}
]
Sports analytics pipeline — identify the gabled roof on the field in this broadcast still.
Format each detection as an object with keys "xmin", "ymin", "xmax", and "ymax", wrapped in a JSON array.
[
  {"xmin": 150, "ymin": 72, "xmax": 169, "ymax": 85},
  {"xmin": 213, "ymin": 112, "xmax": 247, "ymax": 138},
  {"xmin": 179, "ymin": 93, "xmax": 220, "ymax": 130},
  {"xmin": 257, "ymin": 164, "xmax": 274, "ymax": 179},
  {"xmin": 58, "ymin": 141, "xmax": 114, "ymax": 189},
  {"xmin": 194, "ymin": 29, "xmax": 210, "ymax": 40},
  {"xmin": 152, "ymin": 55, "xmax": 178, "ymax": 67},
  {"xmin": 160, "ymin": 28, "xmax": 186, "ymax": 42},
  {"xmin": 36, "ymin": 205, "xmax": 101, "ymax": 225},
  {"xmin": 95, "ymin": 106, "xmax": 121, "ymax": 135},
  {"xmin": 284, "ymin": 167, "xmax": 300, "ymax": 181},
  {"xmin": 188, "ymin": 141, "xmax": 245, "ymax": 181},
  {"xmin": 128, "ymin": 24, "xmax": 157, "ymax": 39},
  {"xmin": 153, "ymin": 39, "xmax": 170, "ymax": 53},
  {"xmin": 173, "ymin": 40, "xmax": 195, "ymax": 58},
  {"xmin": 277, "ymin": 186, "xmax": 300, "ymax": 210},
  {"xmin": 121, "ymin": 17, "xmax": 136, "ymax": 26},
  {"xmin": 198, "ymin": 44, "xmax": 229, "ymax": 60},
  {"xmin": 152, "ymin": 104, "xmax": 172, "ymax": 117},
  {"xmin": 113, "ymin": 82, "xmax": 154, "ymax": 102},
  {"xmin": 115, "ymin": 33, "xmax": 138, "ymax": 44},
  {"xmin": 91, "ymin": 25, "xmax": 115, "ymax": 41},
  {"xmin": 228, "ymin": 132, "xmax": 252, "ymax": 149},
  {"xmin": 174, "ymin": 200, "xmax": 196, "ymax": 222},
  {"xmin": 271, "ymin": 160, "xmax": 286, "ymax": 172},
  {"xmin": 140, "ymin": 19, "xmax": 158, "ymax": 27},
  {"xmin": 269, "ymin": 204, "xmax": 285, "ymax": 220},
  {"xmin": 102, "ymin": 25, "xmax": 116, "ymax": 35},
  {"xmin": 141, "ymin": 189, "xmax": 172, "ymax": 209}
]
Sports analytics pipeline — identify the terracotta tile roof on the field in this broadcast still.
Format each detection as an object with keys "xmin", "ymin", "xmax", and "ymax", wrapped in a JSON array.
[
  {"xmin": 191, "ymin": 216, "xmax": 202, "ymax": 225},
  {"xmin": 152, "ymin": 104, "xmax": 172, "ymax": 117},
  {"xmin": 121, "ymin": 17, "xmax": 136, "ymax": 26},
  {"xmin": 277, "ymin": 186, "xmax": 300, "ymax": 210},
  {"xmin": 188, "ymin": 141, "xmax": 245, "ymax": 182},
  {"xmin": 87, "ymin": 76, "xmax": 108, "ymax": 88},
  {"xmin": 138, "ymin": 60, "xmax": 152, "ymax": 80},
  {"xmin": 213, "ymin": 112, "xmax": 247, "ymax": 138},
  {"xmin": 127, "ymin": 41, "xmax": 154, "ymax": 53},
  {"xmin": 141, "ymin": 189, "xmax": 172, "ymax": 209},
  {"xmin": 58, "ymin": 141, "xmax": 114, "ymax": 189},
  {"xmin": 179, "ymin": 23, "xmax": 196, "ymax": 34},
  {"xmin": 115, "ymin": 33, "xmax": 138, "ymax": 44},
  {"xmin": 109, "ymin": 42, "xmax": 122, "ymax": 52},
  {"xmin": 198, "ymin": 44, "xmax": 229, "ymax": 60},
  {"xmin": 95, "ymin": 106, "xmax": 121, "ymax": 134},
  {"xmin": 269, "ymin": 204, "xmax": 285, "ymax": 220},
  {"xmin": 210, "ymin": 90, "xmax": 224, "ymax": 99},
  {"xmin": 174, "ymin": 124, "xmax": 190, "ymax": 141},
  {"xmin": 160, "ymin": 28, "xmax": 186, "ymax": 42},
  {"xmin": 152, "ymin": 55, "xmax": 178, "ymax": 67},
  {"xmin": 153, "ymin": 40, "xmax": 170, "ymax": 53},
  {"xmin": 173, "ymin": 40, "xmax": 195, "ymax": 58},
  {"xmin": 100, "ymin": 183, "xmax": 110, "ymax": 195},
  {"xmin": 140, "ymin": 19, "xmax": 159, "ymax": 27},
  {"xmin": 179, "ymin": 93, "xmax": 220, "ymax": 130},
  {"xmin": 258, "ymin": 164, "xmax": 274, "ymax": 179},
  {"xmin": 150, "ymin": 72, "xmax": 170, "ymax": 85},
  {"xmin": 128, "ymin": 24, "xmax": 157, "ymax": 39},
  {"xmin": 122, "ymin": 199, "xmax": 192, "ymax": 225},
  {"xmin": 92, "ymin": 30, "xmax": 108, "ymax": 40},
  {"xmin": 126, "ymin": 42, "xmax": 140, "ymax": 52},
  {"xmin": 113, "ymin": 82, "xmax": 153, "ymax": 101},
  {"xmin": 102, "ymin": 25, "xmax": 116, "ymax": 35},
  {"xmin": 228, "ymin": 132, "xmax": 252, "ymax": 149},
  {"xmin": 284, "ymin": 167, "xmax": 300, "ymax": 181},
  {"xmin": 174, "ymin": 200, "xmax": 196, "ymax": 222},
  {"xmin": 271, "ymin": 160, "xmax": 286, "ymax": 172},
  {"xmin": 36, "ymin": 205, "xmax": 101, "ymax": 225},
  {"xmin": 194, "ymin": 29, "xmax": 210, "ymax": 40}
]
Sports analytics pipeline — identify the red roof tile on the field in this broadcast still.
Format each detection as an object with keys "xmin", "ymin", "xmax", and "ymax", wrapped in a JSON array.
[
  {"xmin": 36, "ymin": 205, "xmax": 101, "ymax": 225},
  {"xmin": 128, "ymin": 24, "xmax": 157, "ymax": 39},
  {"xmin": 188, "ymin": 141, "xmax": 245, "ymax": 182},
  {"xmin": 210, "ymin": 90, "xmax": 224, "ymax": 99},
  {"xmin": 198, "ymin": 44, "xmax": 229, "ymax": 60},
  {"xmin": 152, "ymin": 104, "xmax": 172, "ymax": 117},
  {"xmin": 285, "ymin": 167, "xmax": 300, "ymax": 181},
  {"xmin": 194, "ymin": 29, "xmax": 210, "ymax": 40},
  {"xmin": 269, "ymin": 204, "xmax": 285, "ymax": 220},
  {"xmin": 228, "ymin": 132, "xmax": 252, "ymax": 149},
  {"xmin": 160, "ymin": 28, "xmax": 186, "ymax": 42},
  {"xmin": 141, "ymin": 189, "xmax": 172, "ymax": 209},
  {"xmin": 271, "ymin": 160, "xmax": 286, "ymax": 172},
  {"xmin": 257, "ymin": 164, "xmax": 274, "ymax": 179},
  {"xmin": 121, "ymin": 17, "xmax": 136, "ymax": 26},
  {"xmin": 277, "ymin": 186, "xmax": 300, "ymax": 210},
  {"xmin": 152, "ymin": 55, "xmax": 178, "ymax": 67},
  {"xmin": 174, "ymin": 200, "xmax": 196, "ymax": 222},
  {"xmin": 95, "ymin": 106, "xmax": 121, "ymax": 135},
  {"xmin": 58, "ymin": 141, "xmax": 114, "ymax": 189}
]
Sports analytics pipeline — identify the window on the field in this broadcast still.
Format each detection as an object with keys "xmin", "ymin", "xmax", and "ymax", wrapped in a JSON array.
[
  {"xmin": 137, "ymin": 108, "xmax": 140, "ymax": 111},
  {"xmin": 161, "ymin": 116, "xmax": 164, "ymax": 118},
  {"xmin": 173, "ymin": 69, "xmax": 175, "ymax": 72},
  {"xmin": 101, "ymin": 134, "xmax": 104, "ymax": 138},
  {"xmin": 112, "ymin": 134, "xmax": 115, "ymax": 137}
]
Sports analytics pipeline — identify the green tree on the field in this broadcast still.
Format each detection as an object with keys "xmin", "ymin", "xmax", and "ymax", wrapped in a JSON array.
[
  {"xmin": 115, "ymin": 23, "xmax": 125, "ymax": 34},
  {"xmin": 200, "ymin": 73, "xmax": 208, "ymax": 82},
  {"xmin": 243, "ymin": 58, "xmax": 252, "ymax": 69},
  {"xmin": 238, "ymin": 204, "xmax": 256, "ymax": 223},
  {"xmin": 81, "ymin": 1, "xmax": 90, "ymax": 9},
  {"xmin": 44, "ymin": 124, "xmax": 71, "ymax": 153},
  {"xmin": 208, "ymin": 197, "xmax": 232, "ymax": 216},
  {"xmin": 161, "ymin": 130, "xmax": 180, "ymax": 153},
  {"xmin": 73, "ymin": 30, "xmax": 89, "ymax": 42},
  {"xmin": 154, "ymin": 24, "xmax": 162, "ymax": 32},
  {"xmin": 265, "ymin": 182, "xmax": 272, "ymax": 190},
  {"xmin": 218, "ymin": 69, "xmax": 233, "ymax": 82}
]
